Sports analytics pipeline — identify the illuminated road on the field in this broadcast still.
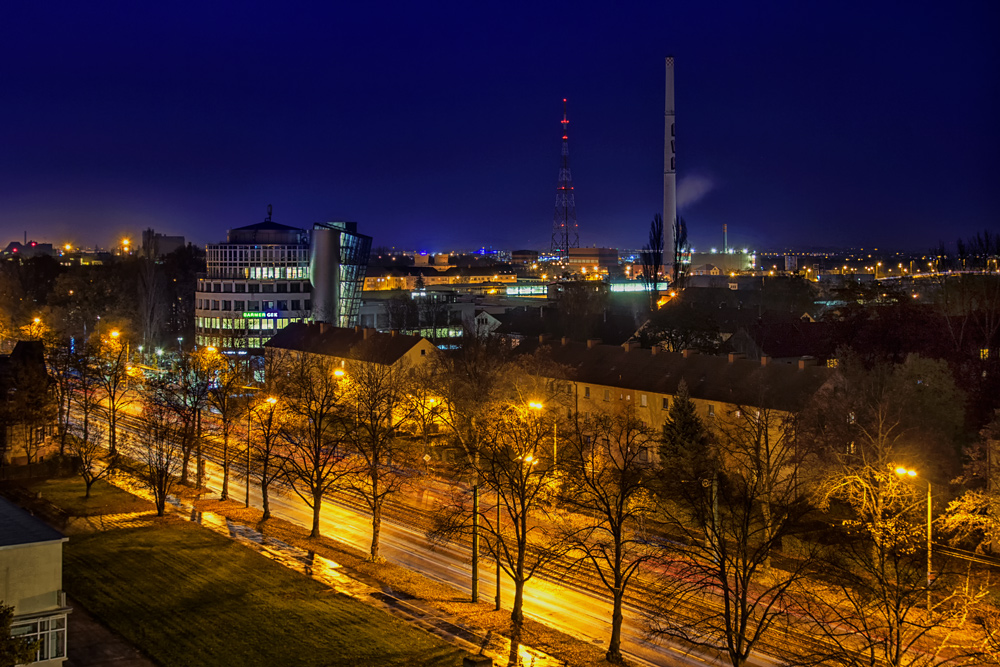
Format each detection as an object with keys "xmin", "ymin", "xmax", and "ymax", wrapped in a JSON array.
[
  {"xmin": 77, "ymin": 405, "xmax": 776, "ymax": 666},
  {"xmin": 208, "ymin": 466, "xmax": 726, "ymax": 667}
]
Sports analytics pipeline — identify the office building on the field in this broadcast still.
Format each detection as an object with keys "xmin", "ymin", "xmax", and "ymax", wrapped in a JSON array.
[{"xmin": 194, "ymin": 214, "xmax": 371, "ymax": 351}]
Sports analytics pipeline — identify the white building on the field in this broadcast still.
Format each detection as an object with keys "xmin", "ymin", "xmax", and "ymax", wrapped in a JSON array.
[{"xmin": 0, "ymin": 497, "xmax": 70, "ymax": 665}]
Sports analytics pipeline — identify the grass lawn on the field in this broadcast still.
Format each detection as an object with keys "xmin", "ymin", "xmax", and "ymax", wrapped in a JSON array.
[
  {"xmin": 25, "ymin": 475, "xmax": 154, "ymax": 516},
  {"xmin": 65, "ymin": 520, "xmax": 466, "ymax": 667}
]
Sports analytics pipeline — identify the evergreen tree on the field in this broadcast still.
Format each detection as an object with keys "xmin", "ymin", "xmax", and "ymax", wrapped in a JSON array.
[
  {"xmin": 0, "ymin": 602, "xmax": 39, "ymax": 667},
  {"xmin": 660, "ymin": 379, "xmax": 713, "ymax": 480}
]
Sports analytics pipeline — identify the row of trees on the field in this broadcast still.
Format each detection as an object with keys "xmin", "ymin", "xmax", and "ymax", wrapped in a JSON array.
[
  {"xmin": 424, "ymin": 337, "xmax": 999, "ymax": 665},
  {"xmin": 46, "ymin": 326, "xmax": 1000, "ymax": 666}
]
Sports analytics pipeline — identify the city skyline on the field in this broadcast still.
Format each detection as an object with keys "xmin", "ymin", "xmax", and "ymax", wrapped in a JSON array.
[{"xmin": 3, "ymin": 2, "xmax": 998, "ymax": 253}]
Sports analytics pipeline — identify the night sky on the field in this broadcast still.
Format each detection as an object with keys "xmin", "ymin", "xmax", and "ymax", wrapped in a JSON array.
[{"xmin": 3, "ymin": 2, "xmax": 998, "ymax": 253}]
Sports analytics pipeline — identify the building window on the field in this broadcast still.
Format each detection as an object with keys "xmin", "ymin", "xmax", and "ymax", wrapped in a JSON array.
[
  {"xmin": 291, "ymin": 300, "xmax": 300, "ymax": 310},
  {"xmin": 12, "ymin": 615, "xmax": 66, "ymax": 662},
  {"xmin": 566, "ymin": 384, "xmax": 572, "ymax": 395},
  {"xmin": 304, "ymin": 300, "xmax": 311, "ymax": 309},
  {"xmin": 235, "ymin": 283, "xmax": 246, "ymax": 293},
  {"xmin": 290, "ymin": 283, "xmax": 301, "ymax": 293},
  {"xmin": 222, "ymin": 300, "xmax": 231, "ymax": 311},
  {"xmin": 249, "ymin": 301, "xmax": 260, "ymax": 310},
  {"xmin": 982, "ymin": 349, "xmax": 990, "ymax": 360},
  {"xmin": 277, "ymin": 300, "xmax": 288, "ymax": 310},
  {"xmin": 262, "ymin": 284, "xmax": 274, "ymax": 293},
  {"xmin": 212, "ymin": 300, "xmax": 220, "ymax": 310},
  {"xmin": 277, "ymin": 283, "xmax": 288, "ymax": 293},
  {"xmin": 707, "ymin": 404, "xmax": 715, "ymax": 418},
  {"xmin": 662, "ymin": 397, "xmax": 669, "ymax": 410},
  {"xmin": 827, "ymin": 358, "xmax": 839, "ymax": 368},
  {"xmin": 640, "ymin": 394, "xmax": 647, "ymax": 407},
  {"xmin": 584, "ymin": 386, "xmax": 590, "ymax": 399},
  {"xmin": 603, "ymin": 389, "xmax": 610, "ymax": 402},
  {"xmin": 234, "ymin": 300, "xmax": 245, "ymax": 311}
]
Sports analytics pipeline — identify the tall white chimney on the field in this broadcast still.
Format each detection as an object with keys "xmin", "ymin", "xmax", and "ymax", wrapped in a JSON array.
[{"xmin": 663, "ymin": 56, "xmax": 676, "ymax": 278}]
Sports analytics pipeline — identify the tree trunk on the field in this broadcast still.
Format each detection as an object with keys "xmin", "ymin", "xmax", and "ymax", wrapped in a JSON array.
[
  {"xmin": 471, "ymin": 484, "xmax": 479, "ymax": 603},
  {"xmin": 109, "ymin": 410, "xmax": 117, "ymax": 456},
  {"xmin": 261, "ymin": 481, "xmax": 271, "ymax": 520},
  {"xmin": 370, "ymin": 503, "xmax": 382, "ymax": 562},
  {"xmin": 369, "ymin": 470, "xmax": 381, "ymax": 561},
  {"xmin": 310, "ymin": 491, "xmax": 322, "ymax": 538},
  {"xmin": 511, "ymin": 578, "xmax": 525, "ymax": 626},
  {"xmin": 220, "ymin": 430, "xmax": 229, "ymax": 500},
  {"xmin": 180, "ymin": 446, "xmax": 191, "ymax": 486},
  {"xmin": 607, "ymin": 589, "xmax": 624, "ymax": 663},
  {"xmin": 195, "ymin": 409, "xmax": 204, "ymax": 487},
  {"xmin": 84, "ymin": 478, "xmax": 94, "ymax": 498}
]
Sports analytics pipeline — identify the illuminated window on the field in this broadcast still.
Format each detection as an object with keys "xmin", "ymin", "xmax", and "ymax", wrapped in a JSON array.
[
  {"xmin": 584, "ymin": 386, "xmax": 590, "ymax": 399},
  {"xmin": 707, "ymin": 405, "xmax": 715, "ymax": 418},
  {"xmin": 640, "ymin": 394, "xmax": 647, "ymax": 407},
  {"xmin": 603, "ymin": 389, "xmax": 610, "ymax": 402},
  {"xmin": 662, "ymin": 397, "xmax": 669, "ymax": 410},
  {"xmin": 982, "ymin": 349, "xmax": 990, "ymax": 360},
  {"xmin": 827, "ymin": 358, "xmax": 839, "ymax": 368}
]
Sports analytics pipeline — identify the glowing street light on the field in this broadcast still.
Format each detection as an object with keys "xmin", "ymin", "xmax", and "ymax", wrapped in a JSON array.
[
  {"xmin": 334, "ymin": 368, "xmax": 345, "ymax": 378},
  {"xmin": 895, "ymin": 466, "xmax": 933, "ymax": 616}
]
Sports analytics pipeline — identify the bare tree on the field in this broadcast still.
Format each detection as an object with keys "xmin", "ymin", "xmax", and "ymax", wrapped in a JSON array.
[
  {"xmin": 648, "ymin": 386, "xmax": 814, "ymax": 667},
  {"xmin": 155, "ymin": 350, "xmax": 212, "ymax": 486},
  {"xmin": 345, "ymin": 339, "xmax": 421, "ymax": 562},
  {"xmin": 432, "ymin": 329, "xmax": 517, "ymax": 602},
  {"xmin": 44, "ymin": 338, "xmax": 75, "ymax": 456},
  {"xmin": 204, "ymin": 348, "xmax": 246, "ymax": 501},
  {"xmin": 70, "ymin": 339, "xmax": 102, "ymax": 449},
  {"xmin": 562, "ymin": 405, "xmax": 659, "ymax": 664},
  {"xmin": 249, "ymin": 393, "xmax": 284, "ymax": 520},
  {"xmin": 129, "ymin": 394, "xmax": 182, "ymax": 516},
  {"xmin": 640, "ymin": 214, "xmax": 664, "ymax": 313},
  {"xmin": 69, "ymin": 422, "xmax": 115, "ymax": 498},
  {"xmin": 435, "ymin": 399, "xmax": 568, "ymax": 630},
  {"xmin": 273, "ymin": 349, "xmax": 352, "ymax": 538},
  {"xmin": 791, "ymin": 526, "xmax": 993, "ymax": 667},
  {"xmin": 93, "ymin": 329, "xmax": 132, "ymax": 456}
]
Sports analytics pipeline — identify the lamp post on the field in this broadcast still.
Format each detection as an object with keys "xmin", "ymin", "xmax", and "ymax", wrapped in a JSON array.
[{"xmin": 895, "ymin": 466, "xmax": 932, "ymax": 617}]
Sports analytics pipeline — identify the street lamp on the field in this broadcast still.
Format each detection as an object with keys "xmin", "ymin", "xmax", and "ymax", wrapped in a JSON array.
[{"xmin": 895, "ymin": 466, "xmax": 932, "ymax": 617}]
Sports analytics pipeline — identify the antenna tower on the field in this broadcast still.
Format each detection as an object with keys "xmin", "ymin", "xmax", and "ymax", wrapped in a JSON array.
[{"xmin": 550, "ymin": 99, "xmax": 579, "ymax": 257}]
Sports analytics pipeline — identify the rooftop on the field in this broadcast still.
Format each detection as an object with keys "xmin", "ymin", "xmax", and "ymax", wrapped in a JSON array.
[
  {"xmin": 266, "ymin": 323, "xmax": 431, "ymax": 365},
  {"xmin": 0, "ymin": 497, "xmax": 65, "ymax": 549},
  {"xmin": 515, "ymin": 338, "xmax": 833, "ymax": 412}
]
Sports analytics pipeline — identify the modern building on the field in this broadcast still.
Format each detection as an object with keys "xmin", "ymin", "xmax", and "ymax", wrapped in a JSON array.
[
  {"xmin": 194, "ymin": 217, "xmax": 312, "ymax": 351},
  {"xmin": 194, "ymin": 214, "xmax": 371, "ymax": 352},
  {"xmin": 0, "ymin": 496, "xmax": 70, "ymax": 665}
]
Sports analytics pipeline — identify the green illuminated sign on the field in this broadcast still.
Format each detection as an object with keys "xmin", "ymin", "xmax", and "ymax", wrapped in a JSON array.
[{"xmin": 243, "ymin": 310, "xmax": 279, "ymax": 319}]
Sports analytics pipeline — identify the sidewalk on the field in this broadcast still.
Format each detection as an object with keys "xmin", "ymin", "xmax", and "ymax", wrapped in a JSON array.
[{"xmin": 64, "ymin": 595, "xmax": 156, "ymax": 667}]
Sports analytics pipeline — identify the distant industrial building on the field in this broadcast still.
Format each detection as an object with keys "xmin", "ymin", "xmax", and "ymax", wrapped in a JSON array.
[
  {"xmin": 141, "ymin": 228, "xmax": 186, "ymax": 258},
  {"xmin": 194, "ymin": 210, "xmax": 370, "ymax": 351}
]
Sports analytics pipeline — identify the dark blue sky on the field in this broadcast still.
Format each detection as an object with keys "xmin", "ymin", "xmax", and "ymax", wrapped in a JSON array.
[{"xmin": 3, "ymin": 1, "xmax": 998, "ymax": 253}]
